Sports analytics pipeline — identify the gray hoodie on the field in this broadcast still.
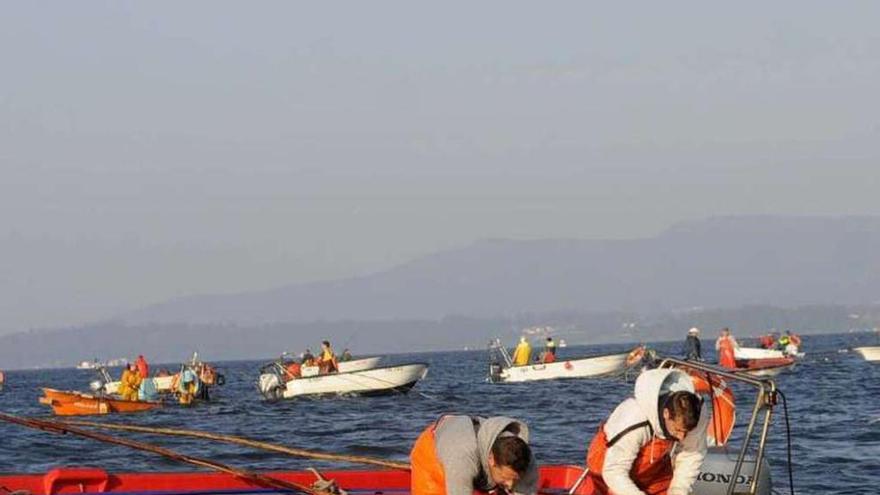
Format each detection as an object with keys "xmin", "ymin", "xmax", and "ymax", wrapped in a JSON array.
[{"xmin": 433, "ymin": 415, "xmax": 539, "ymax": 495}]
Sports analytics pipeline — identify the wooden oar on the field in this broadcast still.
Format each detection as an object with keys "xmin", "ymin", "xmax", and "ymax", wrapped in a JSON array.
[
  {"xmin": 0, "ymin": 413, "xmax": 327, "ymax": 495},
  {"xmin": 63, "ymin": 419, "xmax": 411, "ymax": 471}
]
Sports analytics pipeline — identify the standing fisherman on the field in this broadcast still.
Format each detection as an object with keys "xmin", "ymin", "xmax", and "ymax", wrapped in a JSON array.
[
  {"xmin": 682, "ymin": 327, "xmax": 702, "ymax": 361},
  {"xmin": 511, "ymin": 337, "xmax": 532, "ymax": 366},
  {"xmin": 135, "ymin": 355, "xmax": 150, "ymax": 379},
  {"xmin": 715, "ymin": 327, "xmax": 739, "ymax": 369},
  {"xmin": 318, "ymin": 340, "xmax": 339, "ymax": 373}
]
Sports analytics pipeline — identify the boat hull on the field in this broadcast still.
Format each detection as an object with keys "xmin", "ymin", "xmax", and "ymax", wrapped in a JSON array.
[
  {"xmin": 493, "ymin": 351, "xmax": 637, "ymax": 383},
  {"xmin": 853, "ymin": 346, "xmax": 880, "ymax": 362},
  {"xmin": 103, "ymin": 375, "xmax": 175, "ymax": 396},
  {"xmin": 734, "ymin": 357, "xmax": 796, "ymax": 377},
  {"xmin": 0, "ymin": 451, "xmax": 770, "ymax": 495},
  {"xmin": 39, "ymin": 388, "xmax": 161, "ymax": 416},
  {"xmin": 735, "ymin": 347, "xmax": 785, "ymax": 360},
  {"xmin": 260, "ymin": 363, "xmax": 429, "ymax": 399}
]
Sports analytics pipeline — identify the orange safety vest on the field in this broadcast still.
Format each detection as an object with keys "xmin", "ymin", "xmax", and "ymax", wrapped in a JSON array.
[
  {"xmin": 582, "ymin": 422, "xmax": 674, "ymax": 495},
  {"xmin": 717, "ymin": 337, "xmax": 736, "ymax": 369},
  {"xmin": 410, "ymin": 422, "xmax": 447, "ymax": 495}
]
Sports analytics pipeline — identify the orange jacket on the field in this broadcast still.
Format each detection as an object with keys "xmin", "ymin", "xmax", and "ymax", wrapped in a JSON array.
[
  {"xmin": 410, "ymin": 423, "xmax": 446, "ymax": 495},
  {"xmin": 716, "ymin": 336, "xmax": 737, "ymax": 369},
  {"xmin": 582, "ymin": 423, "xmax": 674, "ymax": 495}
]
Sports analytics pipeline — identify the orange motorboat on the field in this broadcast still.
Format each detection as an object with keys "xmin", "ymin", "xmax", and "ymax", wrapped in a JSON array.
[{"xmin": 39, "ymin": 388, "xmax": 161, "ymax": 416}]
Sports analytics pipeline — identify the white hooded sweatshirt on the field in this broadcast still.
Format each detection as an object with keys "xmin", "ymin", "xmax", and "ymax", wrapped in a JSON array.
[{"xmin": 601, "ymin": 369, "xmax": 708, "ymax": 495}]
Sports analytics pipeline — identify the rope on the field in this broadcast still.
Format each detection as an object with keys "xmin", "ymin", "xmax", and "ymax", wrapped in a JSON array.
[
  {"xmin": 777, "ymin": 390, "xmax": 796, "ymax": 495},
  {"xmin": 63, "ymin": 419, "xmax": 410, "ymax": 471},
  {"xmin": 0, "ymin": 413, "xmax": 325, "ymax": 495}
]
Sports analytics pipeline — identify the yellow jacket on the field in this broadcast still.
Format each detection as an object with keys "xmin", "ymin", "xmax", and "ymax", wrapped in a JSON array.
[
  {"xmin": 512, "ymin": 341, "xmax": 532, "ymax": 366},
  {"xmin": 118, "ymin": 369, "xmax": 143, "ymax": 401}
]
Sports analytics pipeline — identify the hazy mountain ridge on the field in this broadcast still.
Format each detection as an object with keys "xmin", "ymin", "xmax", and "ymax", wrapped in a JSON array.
[
  {"xmin": 122, "ymin": 215, "xmax": 880, "ymax": 324},
  {"xmin": 5, "ymin": 215, "xmax": 880, "ymax": 369}
]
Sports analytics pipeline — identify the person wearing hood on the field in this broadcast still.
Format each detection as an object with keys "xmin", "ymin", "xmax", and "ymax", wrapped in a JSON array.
[
  {"xmin": 411, "ymin": 415, "xmax": 538, "ymax": 495},
  {"xmin": 511, "ymin": 337, "xmax": 532, "ymax": 366},
  {"xmin": 583, "ymin": 369, "xmax": 708, "ymax": 495},
  {"xmin": 682, "ymin": 327, "xmax": 702, "ymax": 361}
]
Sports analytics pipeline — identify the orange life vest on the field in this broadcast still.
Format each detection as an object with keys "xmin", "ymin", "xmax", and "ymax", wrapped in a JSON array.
[
  {"xmin": 582, "ymin": 422, "xmax": 675, "ymax": 495},
  {"xmin": 687, "ymin": 372, "xmax": 735, "ymax": 446},
  {"xmin": 410, "ymin": 422, "xmax": 447, "ymax": 495},
  {"xmin": 717, "ymin": 337, "xmax": 736, "ymax": 369}
]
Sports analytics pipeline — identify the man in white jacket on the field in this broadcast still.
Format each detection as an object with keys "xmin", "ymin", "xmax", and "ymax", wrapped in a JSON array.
[{"xmin": 583, "ymin": 369, "xmax": 708, "ymax": 495}]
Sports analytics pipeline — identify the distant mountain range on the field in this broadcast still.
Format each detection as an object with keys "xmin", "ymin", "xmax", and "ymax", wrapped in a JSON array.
[
  {"xmin": 3, "ymin": 215, "xmax": 880, "ymax": 369},
  {"xmin": 123, "ymin": 215, "xmax": 880, "ymax": 324}
]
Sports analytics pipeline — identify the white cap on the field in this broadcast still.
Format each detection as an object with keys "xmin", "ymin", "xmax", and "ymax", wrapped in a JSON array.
[{"xmin": 688, "ymin": 327, "xmax": 700, "ymax": 334}]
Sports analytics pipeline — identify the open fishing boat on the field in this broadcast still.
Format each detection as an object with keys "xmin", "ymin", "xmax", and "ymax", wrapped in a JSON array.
[
  {"xmin": 0, "ymin": 455, "xmax": 771, "ymax": 495},
  {"xmin": 100, "ymin": 355, "xmax": 224, "ymax": 402},
  {"xmin": 853, "ymin": 346, "xmax": 880, "ymax": 362},
  {"xmin": 257, "ymin": 362, "xmax": 429, "ymax": 400},
  {"xmin": 39, "ymin": 388, "xmax": 161, "ymax": 416},
  {"xmin": 487, "ymin": 339, "xmax": 645, "ymax": 383}
]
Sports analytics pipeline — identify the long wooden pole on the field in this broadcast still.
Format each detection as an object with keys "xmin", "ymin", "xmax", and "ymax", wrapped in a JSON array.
[
  {"xmin": 63, "ymin": 420, "xmax": 411, "ymax": 470},
  {"xmin": 0, "ymin": 413, "xmax": 325, "ymax": 495}
]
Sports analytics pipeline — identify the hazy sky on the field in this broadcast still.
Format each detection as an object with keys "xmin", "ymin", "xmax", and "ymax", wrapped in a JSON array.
[{"xmin": 2, "ymin": 2, "xmax": 879, "ymax": 334}]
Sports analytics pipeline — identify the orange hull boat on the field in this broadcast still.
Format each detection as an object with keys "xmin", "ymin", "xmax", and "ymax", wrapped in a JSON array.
[{"xmin": 39, "ymin": 388, "xmax": 161, "ymax": 416}]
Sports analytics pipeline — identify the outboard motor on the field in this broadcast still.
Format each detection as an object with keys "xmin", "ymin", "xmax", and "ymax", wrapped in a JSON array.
[
  {"xmin": 488, "ymin": 362, "xmax": 503, "ymax": 383},
  {"xmin": 258, "ymin": 372, "xmax": 283, "ymax": 401},
  {"xmin": 693, "ymin": 447, "xmax": 772, "ymax": 495}
]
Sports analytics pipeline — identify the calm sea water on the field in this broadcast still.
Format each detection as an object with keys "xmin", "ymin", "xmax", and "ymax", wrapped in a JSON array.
[{"xmin": 1, "ymin": 333, "xmax": 878, "ymax": 494}]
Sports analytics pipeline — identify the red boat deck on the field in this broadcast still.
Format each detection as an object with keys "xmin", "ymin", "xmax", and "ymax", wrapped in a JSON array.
[{"xmin": 0, "ymin": 466, "xmax": 586, "ymax": 495}]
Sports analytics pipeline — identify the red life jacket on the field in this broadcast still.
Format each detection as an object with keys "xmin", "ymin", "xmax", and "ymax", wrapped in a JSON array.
[{"xmin": 581, "ymin": 422, "xmax": 675, "ymax": 495}]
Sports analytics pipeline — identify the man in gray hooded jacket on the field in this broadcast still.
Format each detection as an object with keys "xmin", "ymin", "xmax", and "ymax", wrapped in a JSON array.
[{"xmin": 410, "ymin": 415, "xmax": 538, "ymax": 495}]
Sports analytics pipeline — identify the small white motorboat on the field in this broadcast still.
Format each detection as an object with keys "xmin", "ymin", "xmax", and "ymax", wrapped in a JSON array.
[
  {"xmin": 853, "ymin": 346, "xmax": 880, "ymax": 362},
  {"xmin": 257, "ymin": 361, "xmax": 428, "ymax": 400},
  {"xmin": 487, "ymin": 339, "xmax": 645, "ymax": 383}
]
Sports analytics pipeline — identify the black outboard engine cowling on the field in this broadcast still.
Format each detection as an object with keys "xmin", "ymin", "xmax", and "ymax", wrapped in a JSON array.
[{"xmin": 488, "ymin": 362, "xmax": 503, "ymax": 383}]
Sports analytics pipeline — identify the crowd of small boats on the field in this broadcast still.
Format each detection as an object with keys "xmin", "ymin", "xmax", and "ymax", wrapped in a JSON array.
[{"xmin": 2, "ymin": 329, "xmax": 878, "ymax": 419}]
